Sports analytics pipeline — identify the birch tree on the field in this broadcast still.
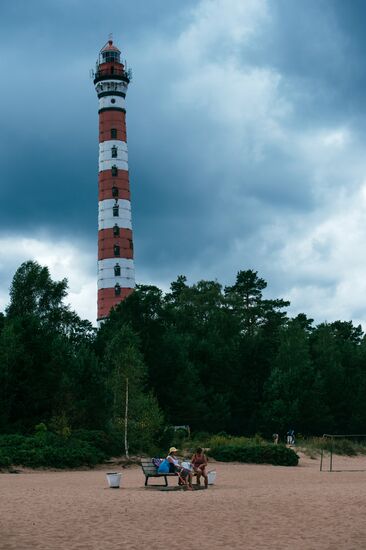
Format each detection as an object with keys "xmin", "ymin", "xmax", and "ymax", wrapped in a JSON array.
[{"xmin": 105, "ymin": 325, "xmax": 163, "ymax": 456}]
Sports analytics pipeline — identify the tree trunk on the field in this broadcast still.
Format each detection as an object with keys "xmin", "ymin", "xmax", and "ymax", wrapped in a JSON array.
[{"xmin": 124, "ymin": 377, "xmax": 129, "ymax": 459}]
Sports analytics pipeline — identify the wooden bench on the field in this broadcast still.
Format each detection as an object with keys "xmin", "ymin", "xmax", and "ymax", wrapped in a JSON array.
[{"xmin": 140, "ymin": 458, "xmax": 178, "ymax": 487}]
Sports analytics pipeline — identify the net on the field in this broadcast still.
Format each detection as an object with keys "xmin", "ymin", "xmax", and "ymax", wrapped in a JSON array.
[{"xmin": 320, "ymin": 434, "xmax": 366, "ymax": 472}]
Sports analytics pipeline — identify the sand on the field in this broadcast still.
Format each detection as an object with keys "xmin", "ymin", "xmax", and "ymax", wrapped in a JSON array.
[{"xmin": 1, "ymin": 454, "xmax": 366, "ymax": 549}]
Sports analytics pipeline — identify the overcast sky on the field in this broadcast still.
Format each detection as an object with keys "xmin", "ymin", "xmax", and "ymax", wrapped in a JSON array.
[{"xmin": 1, "ymin": 0, "xmax": 366, "ymax": 326}]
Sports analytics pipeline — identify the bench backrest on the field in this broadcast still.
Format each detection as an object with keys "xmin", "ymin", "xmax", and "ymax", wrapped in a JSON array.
[{"xmin": 140, "ymin": 459, "xmax": 158, "ymax": 476}]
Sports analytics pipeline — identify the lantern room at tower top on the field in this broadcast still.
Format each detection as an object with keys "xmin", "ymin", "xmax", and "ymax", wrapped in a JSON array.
[{"xmin": 94, "ymin": 39, "xmax": 131, "ymax": 83}]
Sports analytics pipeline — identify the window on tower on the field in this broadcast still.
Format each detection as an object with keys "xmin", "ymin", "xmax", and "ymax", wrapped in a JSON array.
[
  {"xmin": 114, "ymin": 244, "xmax": 120, "ymax": 256},
  {"xmin": 111, "ymin": 128, "xmax": 117, "ymax": 139},
  {"xmin": 112, "ymin": 186, "xmax": 119, "ymax": 198},
  {"xmin": 111, "ymin": 165, "xmax": 118, "ymax": 177},
  {"xmin": 113, "ymin": 224, "xmax": 120, "ymax": 237},
  {"xmin": 129, "ymin": 239, "xmax": 134, "ymax": 250},
  {"xmin": 111, "ymin": 146, "xmax": 117, "ymax": 158},
  {"xmin": 113, "ymin": 203, "xmax": 119, "ymax": 217},
  {"xmin": 114, "ymin": 283, "xmax": 121, "ymax": 296},
  {"xmin": 102, "ymin": 51, "xmax": 120, "ymax": 63},
  {"xmin": 114, "ymin": 264, "xmax": 121, "ymax": 277}
]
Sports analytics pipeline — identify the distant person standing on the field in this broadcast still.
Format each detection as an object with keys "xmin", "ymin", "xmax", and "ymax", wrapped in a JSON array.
[
  {"xmin": 287, "ymin": 429, "xmax": 295, "ymax": 445},
  {"xmin": 272, "ymin": 433, "xmax": 279, "ymax": 445}
]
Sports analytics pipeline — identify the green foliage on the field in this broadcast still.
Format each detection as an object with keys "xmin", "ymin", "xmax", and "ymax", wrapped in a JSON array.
[
  {"xmin": 225, "ymin": 270, "xmax": 289, "ymax": 336},
  {"xmin": 299, "ymin": 437, "xmax": 366, "ymax": 457},
  {"xmin": 6, "ymin": 261, "xmax": 68, "ymax": 320},
  {"xmin": 0, "ymin": 450, "xmax": 11, "ymax": 468},
  {"xmin": 3, "ymin": 259, "xmax": 366, "ymax": 455},
  {"xmin": 104, "ymin": 325, "xmax": 164, "ymax": 453},
  {"xmin": 34, "ymin": 423, "xmax": 48, "ymax": 435},
  {"xmin": 127, "ymin": 392, "xmax": 165, "ymax": 453},
  {"xmin": 0, "ymin": 433, "xmax": 105, "ymax": 468},
  {"xmin": 0, "ymin": 261, "xmax": 99, "ymax": 433},
  {"xmin": 260, "ymin": 319, "xmax": 331, "ymax": 434},
  {"xmin": 71, "ymin": 429, "xmax": 121, "ymax": 456},
  {"xmin": 209, "ymin": 443, "xmax": 299, "ymax": 466},
  {"xmin": 197, "ymin": 434, "xmax": 251, "ymax": 449},
  {"xmin": 49, "ymin": 413, "xmax": 71, "ymax": 438},
  {"xmin": 6, "ymin": 261, "xmax": 95, "ymax": 341}
]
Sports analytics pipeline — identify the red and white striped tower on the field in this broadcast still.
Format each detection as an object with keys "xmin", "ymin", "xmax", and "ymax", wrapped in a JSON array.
[{"xmin": 94, "ymin": 39, "xmax": 135, "ymax": 322}]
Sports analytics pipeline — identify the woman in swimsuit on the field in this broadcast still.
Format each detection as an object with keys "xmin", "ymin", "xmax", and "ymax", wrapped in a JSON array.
[{"xmin": 191, "ymin": 447, "xmax": 208, "ymax": 488}]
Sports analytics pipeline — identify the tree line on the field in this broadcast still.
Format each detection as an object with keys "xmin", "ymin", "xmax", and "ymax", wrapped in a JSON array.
[{"xmin": 1, "ymin": 260, "xmax": 366, "ymax": 449}]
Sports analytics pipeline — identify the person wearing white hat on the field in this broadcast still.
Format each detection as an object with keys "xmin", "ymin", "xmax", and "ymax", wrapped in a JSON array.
[
  {"xmin": 158, "ymin": 446, "xmax": 179, "ymax": 474},
  {"xmin": 158, "ymin": 446, "xmax": 193, "ymax": 489}
]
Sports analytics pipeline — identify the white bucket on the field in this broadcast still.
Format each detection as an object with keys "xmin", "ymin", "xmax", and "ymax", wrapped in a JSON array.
[
  {"xmin": 207, "ymin": 470, "xmax": 216, "ymax": 485},
  {"xmin": 106, "ymin": 472, "xmax": 121, "ymax": 488}
]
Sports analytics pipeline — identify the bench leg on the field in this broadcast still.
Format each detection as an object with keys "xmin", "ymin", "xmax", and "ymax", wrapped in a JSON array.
[
  {"xmin": 145, "ymin": 476, "xmax": 149, "ymax": 486},
  {"xmin": 164, "ymin": 476, "xmax": 168, "ymax": 487}
]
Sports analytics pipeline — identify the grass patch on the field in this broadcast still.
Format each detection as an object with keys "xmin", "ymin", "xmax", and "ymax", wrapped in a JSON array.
[
  {"xmin": 184, "ymin": 433, "xmax": 264, "ymax": 453},
  {"xmin": 297, "ymin": 437, "xmax": 366, "ymax": 457}
]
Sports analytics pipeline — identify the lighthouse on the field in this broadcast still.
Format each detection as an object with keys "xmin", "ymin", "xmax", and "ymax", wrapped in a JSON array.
[{"xmin": 94, "ymin": 39, "xmax": 135, "ymax": 322}]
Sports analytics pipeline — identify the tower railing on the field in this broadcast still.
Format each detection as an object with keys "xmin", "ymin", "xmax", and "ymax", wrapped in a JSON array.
[
  {"xmin": 94, "ymin": 68, "xmax": 130, "ymax": 84},
  {"xmin": 95, "ymin": 68, "xmax": 127, "ymax": 77}
]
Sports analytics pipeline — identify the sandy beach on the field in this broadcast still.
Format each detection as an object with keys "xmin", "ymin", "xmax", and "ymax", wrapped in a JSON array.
[{"xmin": 1, "ymin": 454, "xmax": 366, "ymax": 550}]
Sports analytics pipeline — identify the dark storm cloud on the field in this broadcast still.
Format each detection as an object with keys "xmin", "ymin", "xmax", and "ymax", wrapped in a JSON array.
[
  {"xmin": 2, "ymin": 0, "xmax": 366, "ymax": 324},
  {"xmin": 269, "ymin": 1, "xmax": 366, "ymax": 120},
  {"xmin": 0, "ymin": 0, "xmax": 354, "ymax": 231},
  {"xmin": 0, "ymin": 0, "xmax": 196, "ymax": 236}
]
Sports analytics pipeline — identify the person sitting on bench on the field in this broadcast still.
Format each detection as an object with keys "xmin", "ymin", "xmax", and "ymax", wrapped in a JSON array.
[
  {"xmin": 158, "ymin": 446, "xmax": 180, "ymax": 474},
  {"xmin": 158, "ymin": 447, "xmax": 193, "ymax": 489},
  {"xmin": 179, "ymin": 461, "xmax": 193, "ymax": 490},
  {"xmin": 191, "ymin": 447, "xmax": 208, "ymax": 488}
]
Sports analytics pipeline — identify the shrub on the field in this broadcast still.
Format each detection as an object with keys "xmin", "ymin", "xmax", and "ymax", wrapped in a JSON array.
[
  {"xmin": 34, "ymin": 423, "xmax": 48, "ymax": 436},
  {"xmin": 0, "ymin": 432, "xmax": 106, "ymax": 469},
  {"xmin": 0, "ymin": 450, "xmax": 11, "ymax": 469},
  {"xmin": 205, "ymin": 435, "xmax": 251, "ymax": 448},
  {"xmin": 209, "ymin": 443, "xmax": 299, "ymax": 466},
  {"xmin": 185, "ymin": 433, "xmax": 251, "ymax": 453}
]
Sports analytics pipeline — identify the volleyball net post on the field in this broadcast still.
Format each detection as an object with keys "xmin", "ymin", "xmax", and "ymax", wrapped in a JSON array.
[{"xmin": 320, "ymin": 434, "xmax": 366, "ymax": 472}]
